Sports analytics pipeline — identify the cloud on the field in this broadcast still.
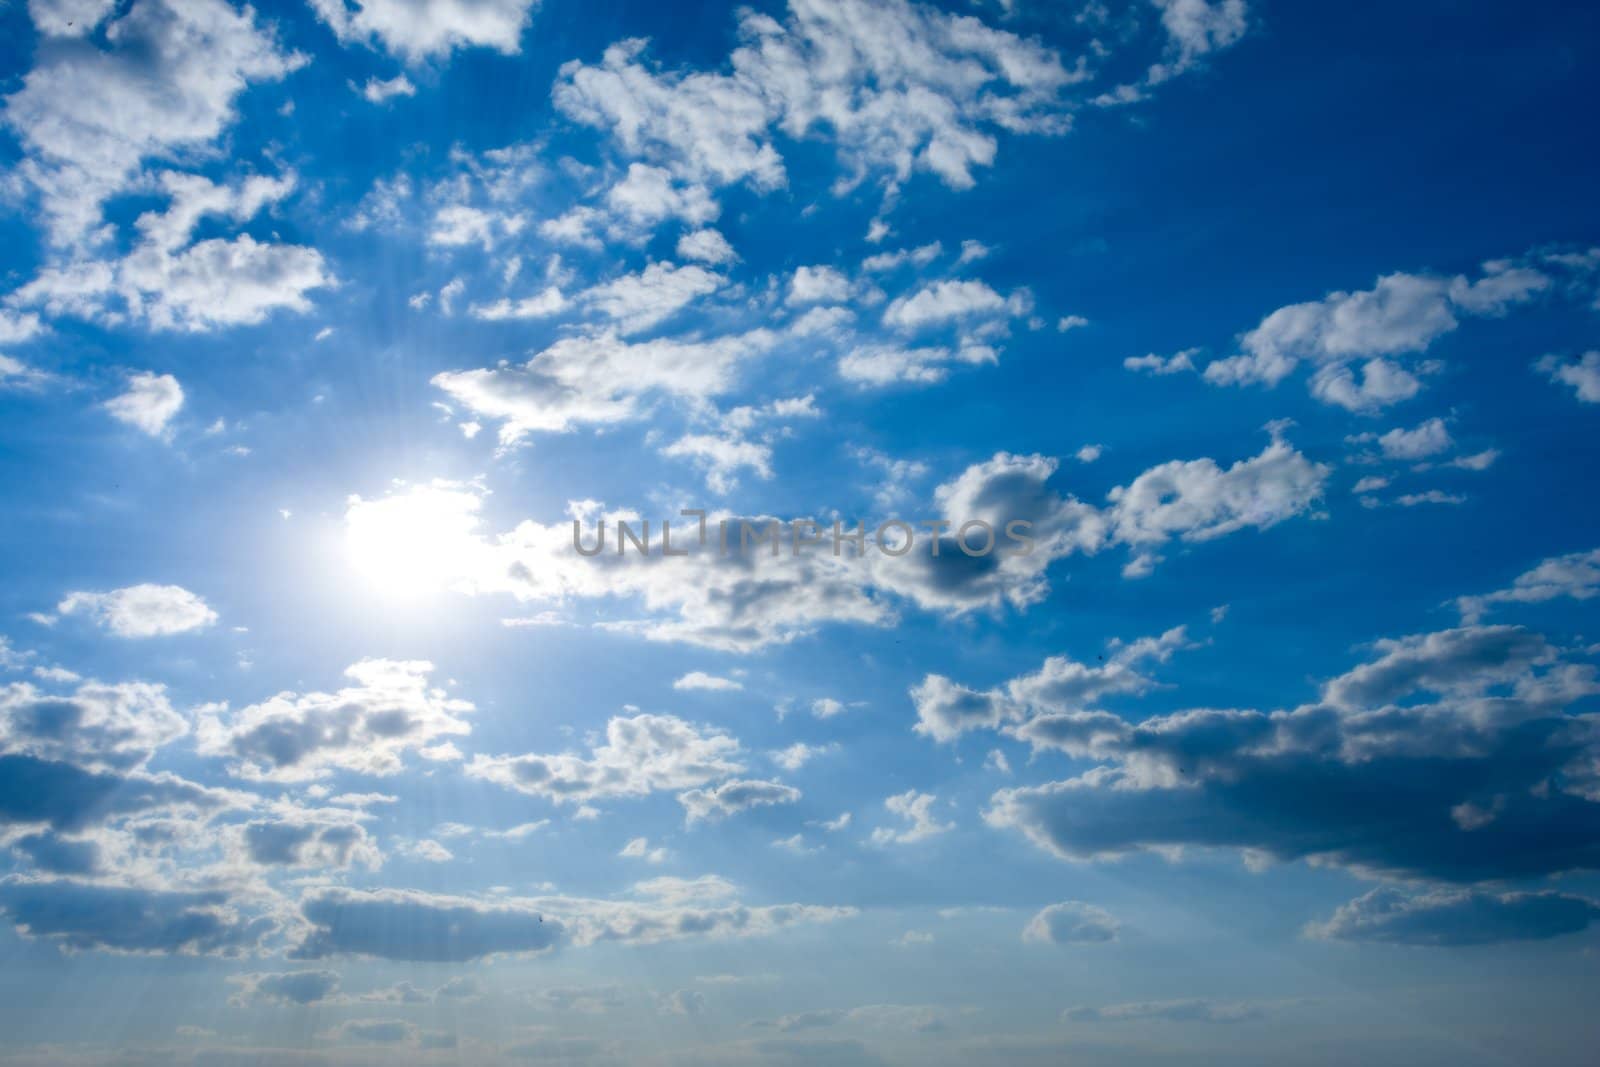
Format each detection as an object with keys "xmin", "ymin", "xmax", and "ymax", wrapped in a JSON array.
[
  {"xmin": 1306, "ymin": 887, "xmax": 1600, "ymax": 946},
  {"xmin": 196, "ymin": 659, "xmax": 473, "ymax": 781},
  {"xmin": 103, "ymin": 374, "xmax": 184, "ymax": 439},
  {"xmin": 984, "ymin": 621, "xmax": 1600, "ymax": 883},
  {"xmin": 3, "ymin": 0, "xmax": 304, "ymax": 243},
  {"xmin": 663, "ymin": 434, "xmax": 773, "ymax": 492},
  {"xmin": 57, "ymin": 583, "xmax": 214, "ymax": 637},
  {"xmin": 552, "ymin": 0, "xmax": 1078, "ymax": 204},
  {"xmin": 882, "ymin": 280, "xmax": 1024, "ymax": 331},
  {"xmin": 12, "ymin": 172, "xmax": 330, "ymax": 331},
  {"xmin": 1537, "ymin": 351, "xmax": 1600, "ymax": 403},
  {"xmin": 359, "ymin": 74, "xmax": 416, "ymax": 103},
  {"xmin": 1022, "ymin": 901, "xmax": 1120, "ymax": 944},
  {"xmin": 467, "ymin": 712, "xmax": 742, "ymax": 806},
  {"xmin": 1456, "ymin": 547, "xmax": 1600, "ymax": 623},
  {"xmin": 0, "ymin": 878, "xmax": 273, "ymax": 956},
  {"xmin": 432, "ymin": 327, "xmax": 778, "ymax": 441},
  {"xmin": 308, "ymin": 0, "xmax": 539, "ymax": 62},
  {"xmin": 1148, "ymin": 0, "xmax": 1249, "ymax": 83},
  {"xmin": 678, "ymin": 229, "xmax": 737, "ymax": 265},
  {"xmin": 581, "ymin": 262, "xmax": 724, "ymax": 335},
  {"xmin": 290, "ymin": 881, "xmax": 852, "ymax": 961},
  {"xmin": 870, "ymin": 790, "xmax": 952, "ymax": 845},
  {"xmin": 0, "ymin": 755, "xmax": 232, "ymax": 833},
  {"xmin": 679, "ymin": 778, "xmax": 801, "ymax": 823},
  {"xmin": 228, "ymin": 970, "xmax": 342, "ymax": 1006},
  {"xmin": 1124, "ymin": 349, "xmax": 1196, "ymax": 376},
  {"xmin": 620, "ymin": 837, "xmax": 668, "ymax": 864},
  {"xmin": 674, "ymin": 672, "xmax": 743, "ymax": 692},
  {"xmin": 912, "ymin": 626, "xmax": 1189, "ymax": 742},
  {"xmin": 1066, "ymin": 998, "xmax": 1264, "ymax": 1024},
  {"xmin": 1, "ymin": 677, "xmax": 187, "ymax": 770},
  {"xmin": 788, "ymin": 266, "xmax": 852, "ymax": 307},
  {"xmin": 1201, "ymin": 258, "xmax": 1558, "ymax": 409}
]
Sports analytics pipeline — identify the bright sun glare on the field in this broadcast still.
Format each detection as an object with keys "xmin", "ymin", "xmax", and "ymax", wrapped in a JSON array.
[{"xmin": 343, "ymin": 483, "xmax": 486, "ymax": 600}]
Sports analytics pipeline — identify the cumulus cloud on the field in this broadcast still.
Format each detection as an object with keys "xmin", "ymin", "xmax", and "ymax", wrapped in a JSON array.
[
  {"xmin": 673, "ymin": 672, "xmax": 743, "ymax": 692},
  {"xmin": 677, "ymin": 228, "xmax": 737, "ymax": 265},
  {"xmin": 1, "ymin": 677, "xmax": 187, "ymax": 770},
  {"xmin": 1537, "ymin": 351, "xmax": 1600, "ymax": 403},
  {"xmin": 196, "ymin": 659, "xmax": 473, "ymax": 781},
  {"xmin": 1022, "ymin": 901, "xmax": 1120, "ymax": 944},
  {"xmin": 581, "ymin": 262, "xmax": 724, "ymax": 335},
  {"xmin": 308, "ymin": 0, "xmax": 539, "ymax": 61},
  {"xmin": 1201, "ymin": 258, "xmax": 1561, "ymax": 410},
  {"xmin": 103, "ymin": 374, "xmax": 184, "ymax": 439},
  {"xmin": 3, "ymin": 0, "xmax": 304, "ymax": 243},
  {"xmin": 11, "ymin": 172, "xmax": 330, "ymax": 331},
  {"xmin": 57, "ymin": 584, "xmax": 215, "ymax": 637}
]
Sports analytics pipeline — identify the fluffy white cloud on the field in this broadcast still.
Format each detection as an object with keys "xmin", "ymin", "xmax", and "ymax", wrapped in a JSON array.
[
  {"xmin": 1202, "ymin": 258, "xmax": 1556, "ymax": 409},
  {"xmin": 882, "ymin": 279, "xmax": 1024, "ymax": 331},
  {"xmin": 553, "ymin": 0, "xmax": 1079, "ymax": 205},
  {"xmin": 787, "ymin": 266, "xmax": 852, "ymax": 307},
  {"xmin": 102, "ymin": 373, "xmax": 184, "ymax": 439},
  {"xmin": 1148, "ymin": 0, "xmax": 1249, "ymax": 84},
  {"xmin": 4, "ymin": 0, "xmax": 303, "ymax": 243},
  {"xmin": 677, "ymin": 228, "xmax": 737, "ymax": 265},
  {"xmin": 837, "ymin": 342, "xmax": 996, "ymax": 386},
  {"xmin": 359, "ymin": 73, "xmax": 417, "ymax": 103},
  {"xmin": 57, "ymin": 583, "xmax": 215, "ymax": 637},
  {"xmin": 662, "ymin": 433, "xmax": 773, "ymax": 492},
  {"xmin": 308, "ymin": 0, "xmax": 539, "ymax": 61},
  {"xmin": 1537, "ymin": 351, "xmax": 1600, "ymax": 403},
  {"xmin": 870, "ymin": 790, "xmax": 952, "ymax": 844},
  {"xmin": 11, "ymin": 172, "xmax": 330, "ymax": 331},
  {"xmin": 1124, "ymin": 349, "xmax": 1196, "ymax": 376},
  {"xmin": 582, "ymin": 262, "xmax": 724, "ymax": 334},
  {"xmin": 673, "ymin": 672, "xmax": 743, "ymax": 692},
  {"xmin": 196, "ymin": 660, "xmax": 473, "ymax": 781}
]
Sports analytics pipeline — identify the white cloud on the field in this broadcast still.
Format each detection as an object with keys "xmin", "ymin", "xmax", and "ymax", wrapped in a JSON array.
[
  {"xmin": 12, "ymin": 172, "xmax": 329, "ymax": 331},
  {"xmin": 770, "ymin": 742, "xmax": 836, "ymax": 771},
  {"xmin": 57, "ymin": 583, "xmax": 214, "ymax": 637},
  {"xmin": 1124, "ymin": 349, "xmax": 1196, "ymax": 376},
  {"xmin": 1148, "ymin": 0, "xmax": 1249, "ymax": 84},
  {"xmin": 662, "ymin": 433, "xmax": 773, "ymax": 492},
  {"xmin": 1, "ymin": 677, "xmax": 187, "ymax": 771},
  {"xmin": 870, "ymin": 790, "xmax": 953, "ymax": 845},
  {"xmin": 4, "ymin": 0, "xmax": 304, "ymax": 243},
  {"xmin": 103, "ymin": 373, "xmax": 183, "ymax": 439},
  {"xmin": 1371, "ymin": 417, "xmax": 1453, "ymax": 460},
  {"xmin": 308, "ymin": 0, "xmax": 539, "ymax": 62},
  {"xmin": 1537, "ymin": 351, "xmax": 1600, "ymax": 403},
  {"xmin": 677, "ymin": 228, "xmax": 737, "ymax": 265},
  {"xmin": 673, "ymin": 671, "xmax": 743, "ymax": 692},
  {"xmin": 882, "ymin": 279, "xmax": 1022, "ymax": 331},
  {"xmin": 620, "ymin": 837, "xmax": 668, "ymax": 864},
  {"xmin": 1022, "ymin": 901, "xmax": 1120, "ymax": 944},
  {"xmin": 196, "ymin": 660, "xmax": 473, "ymax": 781},
  {"xmin": 581, "ymin": 262, "xmax": 724, "ymax": 334},
  {"xmin": 787, "ymin": 266, "xmax": 852, "ymax": 307},
  {"xmin": 552, "ymin": 0, "xmax": 1078, "ymax": 204},
  {"xmin": 359, "ymin": 74, "xmax": 417, "ymax": 103},
  {"xmin": 1456, "ymin": 547, "xmax": 1600, "ymax": 623},
  {"xmin": 467, "ymin": 712, "xmax": 743, "ymax": 806}
]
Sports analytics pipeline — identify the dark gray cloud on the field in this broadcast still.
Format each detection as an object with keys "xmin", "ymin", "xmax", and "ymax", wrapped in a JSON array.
[
  {"xmin": 1307, "ymin": 887, "xmax": 1600, "ymax": 946},
  {"xmin": 0, "ymin": 878, "xmax": 274, "ymax": 955},
  {"xmin": 0, "ymin": 754, "xmax": 232, "ymax": 831},
  {"xmin": 983, "ymin": 625, "xmax": 1600, "ymax": 883},
  {"xmin": 290, "ymin": 887, "xmax": 565, "ymax": 962},
  {"xmin": 228, "ymin": 969, "xmax": 342, "ymax": 1006}
]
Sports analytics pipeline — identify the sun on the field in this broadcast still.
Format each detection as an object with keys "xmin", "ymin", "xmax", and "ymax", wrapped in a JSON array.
[{"xmin": 343, "ymin": 481, "xmax": 489, "ymax": 601}]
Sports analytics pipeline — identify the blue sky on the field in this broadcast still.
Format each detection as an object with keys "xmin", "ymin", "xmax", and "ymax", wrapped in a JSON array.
[{"xmin": 2, "ymin": 0, "xmax": 1600, "ymax": 1063}]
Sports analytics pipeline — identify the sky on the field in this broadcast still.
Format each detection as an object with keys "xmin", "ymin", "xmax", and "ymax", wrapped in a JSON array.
[{"xmin": 1, "ymin": 0, "xmax": 1600, "ymax": 1064}]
